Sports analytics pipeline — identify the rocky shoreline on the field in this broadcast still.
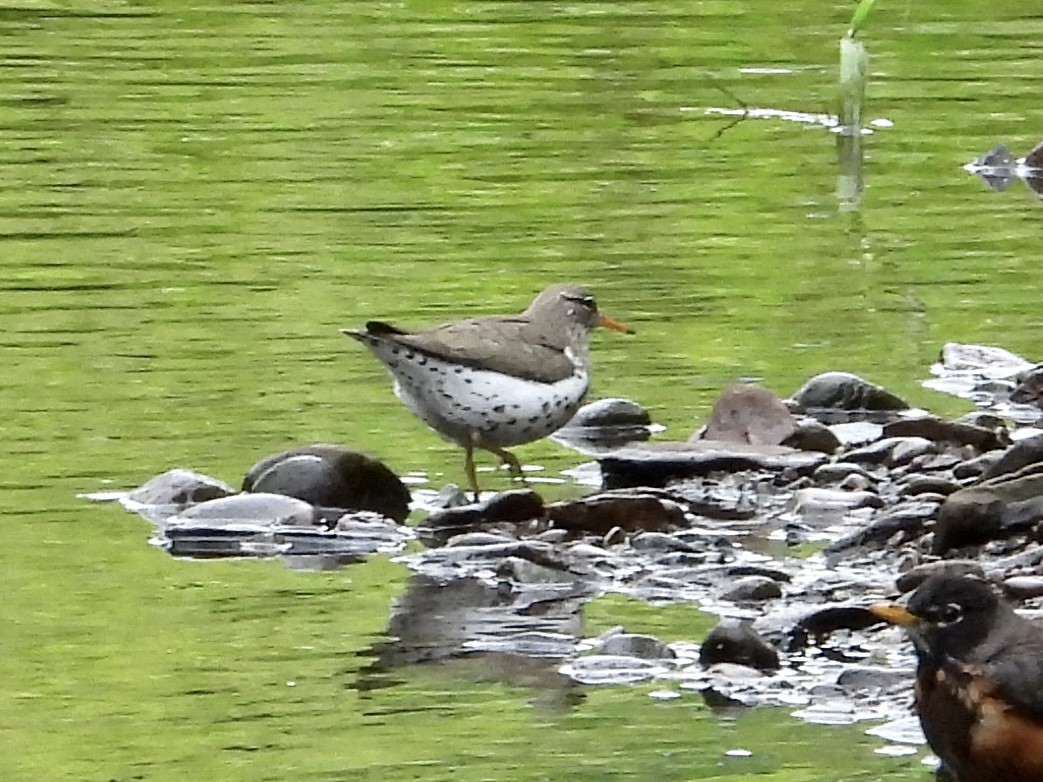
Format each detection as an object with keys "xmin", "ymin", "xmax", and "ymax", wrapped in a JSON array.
[{"xmin": 87, "ymin": 342, "xmax": 1043, "ymax": 759}]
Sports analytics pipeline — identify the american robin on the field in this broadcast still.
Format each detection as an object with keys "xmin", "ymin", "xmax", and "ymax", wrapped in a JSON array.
[{"xmin": 870, "ymin": 573, "xmax": 1043, "ymax": 782}]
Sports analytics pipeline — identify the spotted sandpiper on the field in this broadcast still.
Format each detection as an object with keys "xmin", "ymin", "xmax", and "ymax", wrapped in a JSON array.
[{"xmin": 342, "ymin": 283, "xmax": 630, "ymax": 498}]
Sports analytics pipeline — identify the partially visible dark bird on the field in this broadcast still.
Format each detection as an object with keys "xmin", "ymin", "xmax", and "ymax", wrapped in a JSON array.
[{"xmin": 871, "ymin": 573, "xmax": 1043, "ymax": 782}]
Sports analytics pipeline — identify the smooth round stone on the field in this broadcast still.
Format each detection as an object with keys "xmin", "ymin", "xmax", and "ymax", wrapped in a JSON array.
[
  {"xmin": 128, "ymin": 468, "xmax": 236, "ymax": 506},
  {"xmin": 566, "ymin": 397, "xmax": 651, "ymax": 427},
  {"xmin": 170, "ymin": 492, "xmax": 317, "ymax": 528},
  {"xmin": 244, "ymin": 444, "xmax": 411, "ymax": 522}
]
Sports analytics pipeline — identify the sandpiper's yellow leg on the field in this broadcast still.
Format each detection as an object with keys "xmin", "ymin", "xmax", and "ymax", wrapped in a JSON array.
[
  {"xmin": 463, "ymin": 444, "xmax": 481, "ymax": 502},
  {"xmin": 485, "ymin": 444, "xmax": 526, "ymax": 485}
]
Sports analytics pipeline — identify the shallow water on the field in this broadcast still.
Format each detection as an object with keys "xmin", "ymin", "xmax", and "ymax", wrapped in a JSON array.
[{"xmin": 3, "ymin": 1, "xmax": 1042, "ymax": 780}]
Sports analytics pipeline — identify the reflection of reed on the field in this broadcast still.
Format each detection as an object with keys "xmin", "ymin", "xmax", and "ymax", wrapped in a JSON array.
[
  {"xmin": 836, "ymin": 37, "xmax": 868, "ymax": 212},
  {"xmin": 356, "ymin": 574, "xmax": 588, "ymax": 709}
]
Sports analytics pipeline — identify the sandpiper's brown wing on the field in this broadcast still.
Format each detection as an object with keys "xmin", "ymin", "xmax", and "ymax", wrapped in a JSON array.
[{"xmin": 379, "ymin": 315, "xmax": 578, "ymax": 384}]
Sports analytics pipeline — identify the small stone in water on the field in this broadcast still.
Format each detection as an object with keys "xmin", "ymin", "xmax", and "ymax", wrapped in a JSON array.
[
  {"xmin": 648, "ymin": 689, "xmax": 681, "ymax": 701},
  {"xmin": 725, "ymin": 749, "xmax": 753, "ymax": 757},
  {"xmin": 875, "ymin": 745, "xmax": 918, "ymax": 757}
]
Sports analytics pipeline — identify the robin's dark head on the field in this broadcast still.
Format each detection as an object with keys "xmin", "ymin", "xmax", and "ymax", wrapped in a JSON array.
[{"xmin": 871, "ymin": 574, "xmax": 1004, "ymax": 660}]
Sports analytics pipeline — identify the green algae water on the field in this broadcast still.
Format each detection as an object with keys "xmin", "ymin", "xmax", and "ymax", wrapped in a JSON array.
[{"xmin": 3, "ymin": 1, "xmax": 1041, "ymax": 780}]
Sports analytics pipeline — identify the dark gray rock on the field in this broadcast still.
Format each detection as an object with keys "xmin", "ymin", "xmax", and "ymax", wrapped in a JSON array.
[
  {"xmin": 793, "ymin": 487, "xmax": 883, "ymax": 513},
  {"xmin": 983, "ymin": 433, "xmax": 1043, "ymax": 480},
  {"xmin": 954, "ymin": 451, "xmax": 1005, "ymax": 480},
  {"xmin": 844, "ymin": 436, "xmax": 935, "ymax": 467},
  {"xmin": 599, "ymin": 441, "xmax": 828, "ymax": 489},
  {"xmin": 782, "ymin": 417, "xmax": 842, "ymax": 453},
  {"xmin": 553, "ymin": 398, "xmax": 655, "ymax": 450},
  {"xmin": 789, "ymin": 372, "xmax": 909, "ymax": 414},
  {"xmin": 813, "ymin": 462, "xmax": 880, "ymax": 485},
  {"xmin": 934, "ymin": 466, "xmax": 1043, "ymax": 553},
  {"xmin": 721, "ymin": 575, "xmax": 783, "ymax": 601},
  {"xmin": 1002, "ymin": 575, "xmax": 1043, "ymax": 600},
  {"xmin": 896, "ymin": 475, "xmax": 961, "ymax": 497},
  {"xmin": 699, "ymin": 619, "xmax": 779, "ymax": 671},
  {"xmin": 1011, "ymin": 365, "xmax": 1043, "ymax": 409},
  {"xmin": 567, "ymin": 397, "xmax": 651, "ymax": 427},
  {"xmin": 599, "ymin": 633, "xmax": 676, "ymax": 660},
  {"xmin": 243, "ymin": 444, "xmax": 411, "ymax": 522},
  {"xmin": 629, "ymin": 531, "xmax": 701, "ymax": 553},
  {"xmin": 824, "ymin": 501, "xmax": 938, "ymax": 555}
]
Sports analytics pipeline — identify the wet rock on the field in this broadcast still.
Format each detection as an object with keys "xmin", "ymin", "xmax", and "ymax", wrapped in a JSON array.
[
  {"xmin": 243, "ymin": 444, "xmax": 411, "ymax": 522},
  {"xmin": 829, "ymin": 421, "xmax": 885, "ymax": 446},
  {"xmin": 1002, "ymin": 575, "xmax": 1043, "ymax": 600},
  {"xmin": 905, "ymin": 451, "xmax": 963, "ymax": 474},
  {"xmin": 170, "ymin": 492, "xmax": 318, "ymax": 527},
  {"xmin": 496, "ymin": 556, "xmax": 581, "ymax": 586},
  {"xmin": 844, "ymin": 436, "xmax": 935, "ymax": 467},
  {"xmin": 982, "ymin": 433, "xmax": 1043, "ymax": 480},
  {"xmin": 882, "ymin": 415, "xmax": 1007, "ymax": 452},
  {"xmin": 895, "ymin": 475, "xmax": 961, "ymax": 497},
  {"xmin": 889, "ymin": 437, "xmax": 937, "ymax": 467},
  {"xmin": 629, "ymin": 531, "xmax": 701, "ymax": 553},
  {"xmin": 428, "ymin": 484, "xmax": 472, "ymax": 509},
  {"xmin": 553, "ymin": 397, "xmax": 655, "ymax": 450},
  {"xmin": 934, "ymin": 467, "xmax": 1043, "ymax": 553},
  {"xmin": 823, "ymin": 501, "xmax": 938, "ymax": 555},
  {"xmin": 127, "ymin": 468, "xmax": 236, "ymax": 506},
  {"xmin": 932, "ymin": 489, "xmax": 1005, "ymax": 553},
  {"xmin": 567, "ymin": 397, "xmax": 651, "ymax": 427},
  {"xmin": 989, "ymin": 544, "xmax": 1043, "ymax": 576},
  {"xmin": 599, "ymin": 441, "xmax": 828, "ymax": 489},
  {"xmin": 694, "ymin": 383, "xmax": 797, "ymax": 446},
  {"xmin": 954, "ymin": 451, "xmax": 1005, "ymax": 480},
  {"xmin": 699, "ymin": 619, "xmax": 779, "ymax": 671},
  {"xmin": 720, "ymin": 575, "xmax": 783, "ymax": 602},
  {"xmin": 813, "ymin": 462, "xmax": 880, "ymax": 485},
  {"xmin": 894, "ymin": 560, "xmax": 985, "ymax": 593},
  {"xmin": 598, "ymin": 633, "xmax": 676, "ymax": 660},
  {"xmin": 925, "ymin": 342, "xmax": 1033, "ymax": 395},
  {"xmin": 419, "ymin": 489, "xmax": 546, "ymax": 545},
  {"xmin": 445, "ymin": 531, "xmax": 518, "ymax": 547},
  {"xmin": 792, "ymin": 487, "xmax": 883, "ymax": 513},
  {"xmin": 155, "ymin": 493, "xmax": 415, "ymax": 561},
  {"xmin": 726, "ymin": 564, "xmax": 792, "ymax": 582},
  {"xmin": 782, "ymin": 417, "xmax": 842, "ymax": 453},
  {"xmin": 839, "ymin": 472, "xmax": 874, "ymax": 492},
  {"xmin": 547, "ymin": 491, "xmax": 685, "ymax": 535},
  {"xmin": 836, "ymin": 666, "xmax": 909, "ymax": 692},
  {"xmin": 789, "ymin": 372, "xmax": 909, "ymax": 415},
  {"xmin": 1012, "ymin": 364, "xmax": 1043, "ymax": 409},
  {"xmin": 665, "ymin": 480, "xmax": 759, "ymax": 521}
]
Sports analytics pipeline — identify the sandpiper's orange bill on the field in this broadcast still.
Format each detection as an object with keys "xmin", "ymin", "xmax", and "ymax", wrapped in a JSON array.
[
  {"xmin": 598, "ymin": 314, "xmax": 633, "ymax": 334},
  {"xmin": 869, "ymin": 603, "xmax": 918, "ymax": 626}
]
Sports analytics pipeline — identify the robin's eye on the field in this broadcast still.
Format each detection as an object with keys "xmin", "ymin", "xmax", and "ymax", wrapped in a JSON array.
[{"xmin": 938, "ymin": 603, "xmax": 963, "ymax": 625}]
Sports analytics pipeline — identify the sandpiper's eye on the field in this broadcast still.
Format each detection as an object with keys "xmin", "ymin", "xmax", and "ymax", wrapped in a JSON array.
[
  {"xmin": 564, "ymin": 294, "xmax": 596, "ymax": 310},
  {"xmin": 938, "ymin": 603, "xmax": 963, "ymax": 626}
]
